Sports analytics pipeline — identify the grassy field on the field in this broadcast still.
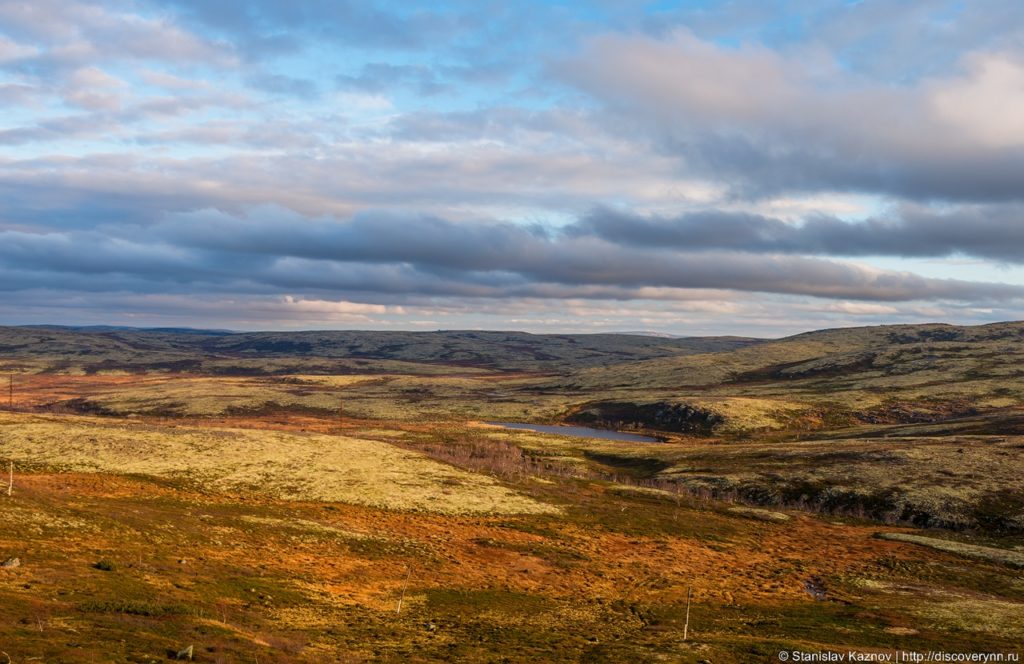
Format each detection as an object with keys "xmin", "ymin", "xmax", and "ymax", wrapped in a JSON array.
[{"xmin": 0, "ymin": 322, "xmax": 1023, "ymax": 661}]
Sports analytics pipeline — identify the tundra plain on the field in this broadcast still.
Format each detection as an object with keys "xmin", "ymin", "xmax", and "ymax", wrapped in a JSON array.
[{"xmin": 0, "ymin": 324, "xmax": 1022, "ymax": 662}]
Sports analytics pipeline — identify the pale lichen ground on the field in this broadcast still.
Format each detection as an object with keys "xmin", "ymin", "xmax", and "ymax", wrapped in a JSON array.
[
  {"xmin": 858, "ymin": 579, "xmax": 1024, "ymax": 639},
  {"xmin": 0, "ymin": 413, "xmax": 557, "ymax": 516},
  {"xmin": 876, "ymin": 532, "xmax": 1024, "ymax": 568}
]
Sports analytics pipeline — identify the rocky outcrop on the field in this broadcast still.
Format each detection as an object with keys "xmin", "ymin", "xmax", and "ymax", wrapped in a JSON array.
[{"xmin": 568, "ymin": 401, "xmax": 724, "ymax": 435}]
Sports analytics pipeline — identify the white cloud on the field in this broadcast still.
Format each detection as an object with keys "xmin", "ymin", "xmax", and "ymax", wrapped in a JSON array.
[
  {"xmin": 556, "ymin": 29, "xmax": 1024, "ymax": 200},
  {"xmin": 0, "ymin": 34, "xmax": 38, "ymax": 62},
  {"xmin": 929, "ymin": 52, "xmax": 1024, "ymax": 147}
]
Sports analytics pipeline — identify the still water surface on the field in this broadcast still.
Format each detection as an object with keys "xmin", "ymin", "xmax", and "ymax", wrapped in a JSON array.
[{"xmin": 486, "ymin": 422, "xmax": 660, "ymax": 443}]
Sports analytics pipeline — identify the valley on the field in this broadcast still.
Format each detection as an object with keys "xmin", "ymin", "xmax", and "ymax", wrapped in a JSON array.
[{"xmin": 0, "ymin": 323, "xmax": 1022, "ymax": 662}]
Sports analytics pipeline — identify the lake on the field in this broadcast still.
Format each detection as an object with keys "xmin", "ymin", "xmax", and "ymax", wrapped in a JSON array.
[{"xmin": 485, "ymin": 422, "xmax": 660, "ymax": 443}]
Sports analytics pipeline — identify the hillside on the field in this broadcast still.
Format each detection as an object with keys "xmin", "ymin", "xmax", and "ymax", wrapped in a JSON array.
[
  {"xmin": 564, "ymin": 322, "xmax": 1023, "ymax": 388},
  {"xmin": 543, "ymin": 322, "xmax": 1024, "ymax": 532},
  {"xmin": 559, "ymin": 321, "xmax": 1024, "ymax": 417},
  {"xmin": 0, "ymin": 326, "xmax": 760, "ymax": 374}
]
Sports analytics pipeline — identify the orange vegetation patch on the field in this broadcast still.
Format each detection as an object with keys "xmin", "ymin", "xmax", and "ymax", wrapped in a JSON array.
[
  {"xmin": 6, "ymin": 373, "xmax": 160, "ymax": 408},
  {"xmin": 2, "ymin": 467, "xmax": 1019, "ymax": 662},
  {"xmin": 3, "ymin": 471, "xmax": 916, "ymax": 606}
]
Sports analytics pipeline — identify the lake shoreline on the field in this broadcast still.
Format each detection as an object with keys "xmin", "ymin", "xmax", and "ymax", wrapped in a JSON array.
[{"xmin": 484, "ymin": 421, "xmax": 662, "ymax": 443}]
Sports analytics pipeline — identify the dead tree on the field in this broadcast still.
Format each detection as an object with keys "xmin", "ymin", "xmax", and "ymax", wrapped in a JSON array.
[
  {"xmin": 395, "ymin": 565, "xmax": 412, "ymax": 614},
  {"xmin": 683, "ymin": 586, "xmax": 692, "ymax": 641}
]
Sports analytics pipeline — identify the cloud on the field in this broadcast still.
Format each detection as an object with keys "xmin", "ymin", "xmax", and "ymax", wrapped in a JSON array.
[
  {"xmin": 555, "ymin": 29, "xmax": 1024, "ymax": 201},
  {"xmin": 629, "ymin": 1, "xmax": 1024, "ymax": 82},
  {"xmin": 0, "ymin": 34, "xmax": 39, "ymax": 62},
  {"xmin": 0, "ymin": 122, "xmax": 701, "ymax": 224},
  {"xmin": 0, "ymin": 0, "xmax": 235, "ymax": 72},
  {"xmin": 2, "ymin": 284, "xmax": 1021, "ymax": 336},
  {"xmin": 1, "ymin": 206, "xmax": 1016, "ymax": 306},
  {"xmin": 63, "ymin": 65, "xmax": 127, "ymax": 110},
  {"xmin": 2, "ymin": 1, "xmax": 1024, "ymax": 333},
  {"xmin": 568, "ymin": 204, "xmax": 1024, "ymax": 263},
  {"xmin": 929, "ymin": 52, "xmax": 1024, "ymax": 148}
]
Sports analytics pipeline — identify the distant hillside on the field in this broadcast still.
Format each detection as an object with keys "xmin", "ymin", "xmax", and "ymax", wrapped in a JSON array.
[
  {"xmin": 564, "ymin": 322, "xmax": 1024, "ymax": 388},
  {"xmin": 548, "ymin": 322, "xmax": 1024, "ymax": 533},
  {"xmin": 0, "ymin": 326, "xmax": 761, "ymax": 374},
  {"xmin": 201, "ymin": 330, "xmax": 758, "ymax": 369},
  {"xmin": 610, "ymin": 331, "xmax": 684, "ymax": 338},
  {"xmin": 557, "ymin": 321, "xmax": 1024, "ymax": 432},
  {"xmin": 21, "ymin": 325, "xmax": 234, "ymax": 335}
]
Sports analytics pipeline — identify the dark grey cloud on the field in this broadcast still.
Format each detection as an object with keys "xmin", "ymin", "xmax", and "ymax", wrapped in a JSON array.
[
  {"xmin": 0, "ymin": 167, "xmax": 226, "ymax": 230},
  {"xmin": 23, "ymin": 206, "xmax": 1006, "ymax": 303},
  {"xmin": 3, "ymin": 219, "xmax": 1019, "ymax": 305},
  {"xmin": 2, "ymin": 170, "xmax": 1023, "ymax": 305},
  {"xmin": 569, "ymin": 205, "xmax": 1024, "ymax": 263},
  {"xmin": 663, "ymin": 133, "xmax": 1024, "ymax": 203}
]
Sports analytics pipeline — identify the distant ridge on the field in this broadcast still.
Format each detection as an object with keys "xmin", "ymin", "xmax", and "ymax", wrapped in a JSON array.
[
  {"xmin": 19, "ymin": 324, "xmax": 235, "ymax": 336},
  {"xmin": 0, "ymin": 326, "xmax": 761, "ymax": 373},
  {"xmin": 613, "ymin": 330, "xmax": 685, "ymax": 338}
]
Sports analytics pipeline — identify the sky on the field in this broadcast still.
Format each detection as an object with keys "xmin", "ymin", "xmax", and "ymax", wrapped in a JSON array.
[{"xmin": 2, "ymin": 0, "xmax": 1024, "ymax": 336}]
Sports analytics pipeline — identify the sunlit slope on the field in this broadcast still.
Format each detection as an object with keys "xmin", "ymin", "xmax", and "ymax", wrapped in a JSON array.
[
  {"xmin": 562, "ymin": 322, "xmax": 1024, "ymax": 394},
  {"xmin": 553, "ymin": 322, "xmax": 1024, "ymax": 436},
  {"xmin": 0, "ymin": 412, "xmax": 555, "ymax": 515}
]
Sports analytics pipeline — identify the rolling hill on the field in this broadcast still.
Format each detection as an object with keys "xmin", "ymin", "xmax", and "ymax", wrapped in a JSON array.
[{"xmin": 0, "ymin": 326, "xmax": 760, "ymax": 374}]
